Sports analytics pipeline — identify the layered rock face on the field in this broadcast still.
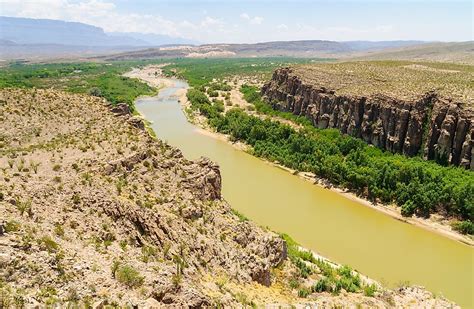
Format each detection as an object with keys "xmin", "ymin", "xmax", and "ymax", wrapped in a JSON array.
[{"xmin": 262, "ymin": 67, "xmax": 473, "ymax": 169}]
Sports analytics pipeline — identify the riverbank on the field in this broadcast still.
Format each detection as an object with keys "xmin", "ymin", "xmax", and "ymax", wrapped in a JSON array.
[
  {"xmin": 128, "ymin": 66, "xmax": 473, "ymax": 246},
  {"xmin": 124, "ymin": 64, "xmax": 174, "ymax": 90}
]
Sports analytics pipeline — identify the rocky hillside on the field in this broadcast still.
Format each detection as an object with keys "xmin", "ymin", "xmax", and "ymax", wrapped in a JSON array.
[
  {"xmin": 0, "ymin": 88, "xmax": 457, "ymax": 307},
  {"xmin": 262, "ymin": 61, "xmax": 474, "ymax": 169}
]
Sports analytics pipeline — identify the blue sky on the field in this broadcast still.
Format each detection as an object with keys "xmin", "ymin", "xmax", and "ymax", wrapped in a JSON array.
[{"xmin": 1, "ymin": 0, "xmax": 472, "ymax": 43}]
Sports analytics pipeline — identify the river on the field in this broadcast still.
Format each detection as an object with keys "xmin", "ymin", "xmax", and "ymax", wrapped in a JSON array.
[{"xmin": 135, "ymin": 79, "xmax": 473, "ymax": 308}]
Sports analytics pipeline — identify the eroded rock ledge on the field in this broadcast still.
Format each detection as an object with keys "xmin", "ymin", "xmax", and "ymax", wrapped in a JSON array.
[{"xmin": 262, "ymin": 67, "xmax": 473, "ymax": 169}]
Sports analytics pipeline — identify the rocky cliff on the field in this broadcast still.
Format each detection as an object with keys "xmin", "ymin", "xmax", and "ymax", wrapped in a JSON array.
[
  {"xmin": 262, "ymin": 64, "xmax": 473, "ymax": 169},
  {"xmin": 0, "ymin": 89, "xmax": 287, "ymax": 307}
]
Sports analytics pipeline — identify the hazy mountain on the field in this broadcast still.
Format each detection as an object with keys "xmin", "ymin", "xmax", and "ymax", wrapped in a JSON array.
[
  {"xmin": 343, "ymin": 40, "xmax": 426, "ymax": 51},
  {"xmin": 0, "ymin": 16, "xmax": 196, "ymax": 47},
  {"xmin": 0, "ymin": 16, "xmax": 201, "ymax": 60},
  {"xmin": 0, "ymin": 16, "xmax": 148, "ymax": 46},
  {"xmin": 109, "ymin": 32, "xmax": 199, "ymax": 46},
  {"xmin": 0, "ymin": 41, "xmax": 148, "ymax": 60},
  {"xmin": 99, "ymin": 40, "xmax": 433, "ymax": 60},
  {"xmin": 226, "ymin": 40, "xmax": 350, "ymax": 54}
]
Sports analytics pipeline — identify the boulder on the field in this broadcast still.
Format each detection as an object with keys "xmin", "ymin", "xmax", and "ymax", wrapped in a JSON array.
[
  {"xmin": 110, "ymin": 103, "xmax": 131, "ymax": 116},
  {"xmin": 144, "ymin": 298, "xmax": 161, "ymax": 308}
]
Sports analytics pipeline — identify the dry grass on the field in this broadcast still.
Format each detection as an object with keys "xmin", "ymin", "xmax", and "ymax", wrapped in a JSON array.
[{"xmin": 292, "ymin": 60, "xmax": 473, "ymax": 105}]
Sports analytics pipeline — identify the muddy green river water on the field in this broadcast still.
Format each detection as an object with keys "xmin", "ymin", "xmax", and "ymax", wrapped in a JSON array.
[{"xmin": 136, "ymin": 79, "xmax": 473, "ymax": 308}]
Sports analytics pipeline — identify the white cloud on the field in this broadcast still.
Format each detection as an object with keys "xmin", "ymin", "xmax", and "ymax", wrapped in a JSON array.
[
  {"xmin": 0, "ymin": 0, "xmax": 230, "ymax": 41},
  {"xmin": 250, "ymin": 16, "xmax": 263, "ymax": 25},
  {"xmin": 0, "ymin": 0, "xmax": 116, "ymax": 20},
  {"xmin": 201, "ymin": 16, "xmax": 223, "ymax": 27},
  {"xmin": 277, "ymin": 24, "xmax": 288, "ymax": 30},
  {"xmin": 240, "ymin": 12, "xmax": 263, "ymax": 25},
  {"xmin": 240, "ymin": 13, "xmax": 250, "ymax": 20}
]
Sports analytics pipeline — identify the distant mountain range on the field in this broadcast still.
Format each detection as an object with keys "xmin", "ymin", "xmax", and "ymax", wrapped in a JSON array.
[
  {"xmin": 108, "ymin": 32, "xmax": 199, "ymax": 47},
  {"xmin": 0, "ymin": 16, "xmax": 197, "ymax": 49},
  {"xmin": 99, "ymin": 40, "xmax": 431, "ymax": 61},
  {"xmin": 341, "ymin": 40, "xmax": 426, "ymax": 51},
  {"xmin": 2, "ymin": 15, "xmax": 469, "ymax": 63}
]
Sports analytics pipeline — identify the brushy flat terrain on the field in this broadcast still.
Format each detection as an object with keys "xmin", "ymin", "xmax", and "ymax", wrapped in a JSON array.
[
  {"xmin": 0, "ymin": 62, "xmax": 157, "ymax": 107},
  {"xmin": 352, "ymin": 41, "xmax": 474, "ymax": 65},
  {"xmin": 293, "ymin": 61, "xmax": 473, "ymax": 105}
]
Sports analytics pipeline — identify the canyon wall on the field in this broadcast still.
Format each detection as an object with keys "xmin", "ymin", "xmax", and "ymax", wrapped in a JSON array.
[{"xmin": 262, "ymin": 68, "xmax": 473, "ymax": 170}]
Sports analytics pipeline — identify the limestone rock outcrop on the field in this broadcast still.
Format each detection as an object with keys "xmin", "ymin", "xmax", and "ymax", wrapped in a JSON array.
[{"xmin": 262, "ymin": 67, "xmax": 473, "ymax": 169}]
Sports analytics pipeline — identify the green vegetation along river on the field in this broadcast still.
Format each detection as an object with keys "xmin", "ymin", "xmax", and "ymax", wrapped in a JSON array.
[{"xmin": 135, "ymin": 79, "xmax": 473, "ymax": 308}]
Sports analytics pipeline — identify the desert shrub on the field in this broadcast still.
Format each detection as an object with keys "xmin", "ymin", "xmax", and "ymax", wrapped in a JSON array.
[
  {"xmin": 38, "ymin": 236, "xmax": 59, "ymax": 253},
  {"xmin": 289, "ymin": 278, "xmax": 300, "ymax": 289},
  {"xmin": 119, "ymin": 240, "xmax": 128, "ymax": 250},
  {"xmin": 88, "ymin": 87, "xmax": 102, "ymax": 97},
  {"xmin": 172, "ymin": 273, "xmax": 182, "ymax": 287},
  {"xmin": 208, "ymin": 90, "xmax": 219, "ymax": 97},
  {"xmin": 116, "ymin": 178, "xmax": 127, "ymax": 195},
  {"xmin": 293, "ymin": 257, "xmax": 313, "ymax": 278},
  {"xmin": 364, "ymin": 283, "xmax": 377, "ymax": 297},
  {"xmin": 298, "ymin": 287, "xmax": 311, "ymax": 298},
  {"xmin": 213, "ymin": 100, "xmax": 225, "ymax": 113},
  {"xmin": 54, "ymin": 223, "xmax": 65, "ymax": 237},
  {"xmin": 111, "ymin": 259, "xmax": 120, "ymax": 278},
  {"xmin": 71, "ymin": 163, "xmax": 80, "ymax": 172},
  {"xmin": 17, "ymin": 199, "xmax": 32, "ymax": 216},
  {"xmin": 452, "ymin": 220, "xmax": 474, "ymax": 235},
  {"xmin": 30, "ymin": 161, "xmax": 40, "ymax": 173},
  {"xmin": 336, "ymin": 265, "xmax": 361, "ymax": 293},
  {"xmin": 5, "ymin": 220, "xmax": 21, "ymax": 233},
  {"xmin": 115, "ymin": 265, "xmax": 144, "ymax": 288},
  {"xmin": 338, "ymin": 276, "xmax": 360, "ymax": 293},
  {"xmin": 141, "ymin": 245, "xmax": 158, "ymax": 263},
  {"xmin": 313, "ymin": 277, "xmax": 333, "ymax": 293},
  {"xmin": 72, "ymin": 193, "xmax": 81, "ymax": 205}
]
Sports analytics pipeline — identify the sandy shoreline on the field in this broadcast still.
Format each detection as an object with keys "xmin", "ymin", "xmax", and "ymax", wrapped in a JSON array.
[{"xmin": 127, "ymin": 66, "xmax": 473, "ymax": 247}]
